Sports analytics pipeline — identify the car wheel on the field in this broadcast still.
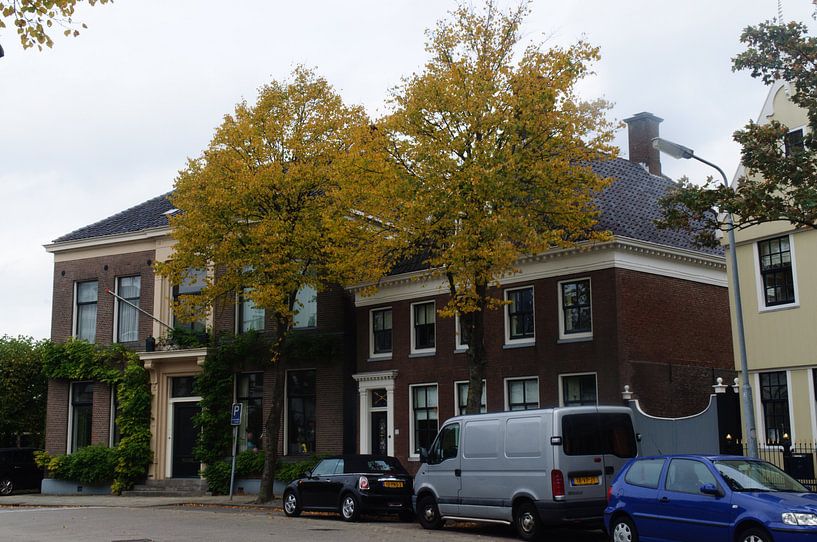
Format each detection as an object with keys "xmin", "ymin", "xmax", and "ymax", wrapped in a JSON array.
[
  {"xmin": 416, "ymin": 494, "xmax": 444, "ymax": 530},
  {"xmin": 398, "ymin": 510, "xmax": 415, "ymax": 523},
  {"xmin": 0, "ymin": 477, "xmax": 13, "ymax": 496},
  {"xmin": 340, "ymin": 493, "xmax": 360, "ymax": 522},
  {"xmin": 611, "ymin": 516, "xmax": 638, "ymax": 542},
  {"xmin": 514, "ymin": 501, "xmax": 543, "ymax": 541},
  {"xmin": 738, "ymin": 527, "xmax": 771, "ymax": 542},
  {"xmin": 283, "ymin": 489, "xmax": 301, "ymax": 517}
]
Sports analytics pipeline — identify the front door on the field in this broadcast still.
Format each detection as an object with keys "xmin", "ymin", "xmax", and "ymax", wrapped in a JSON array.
[
  {"xmin": 172, "ymin": 402, "xmax": 199, "ymax": 478},
  {"xmin": 371, "ymin": 412, "xmax": 388, "ymax": 455}
]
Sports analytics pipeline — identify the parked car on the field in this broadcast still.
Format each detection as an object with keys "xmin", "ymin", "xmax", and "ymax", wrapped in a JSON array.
[
  {"xmin": 413, "ymin": 406, "xmax": 638, "ymax": 541},
  {"xmin": 282, "ymin": 454, "xmax": 414, "ymax": 522},
  {"xmin": 605, "ymin": 454, "xmax": 817, "ymax": 542},
  {"xmin": 0, "ymin": 448, "xmax": 43, "ymax": 496}
]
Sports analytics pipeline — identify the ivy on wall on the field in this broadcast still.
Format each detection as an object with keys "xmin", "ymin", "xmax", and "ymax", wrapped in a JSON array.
[{"xmin": 41, "ymin": 339, "xmax": 153, "ymax": 494}]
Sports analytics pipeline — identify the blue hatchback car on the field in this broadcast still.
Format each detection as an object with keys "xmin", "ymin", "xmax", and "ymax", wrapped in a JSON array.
[{"xmin": 604, "ymin": 454, "xmax": 817, "ymax": 542}]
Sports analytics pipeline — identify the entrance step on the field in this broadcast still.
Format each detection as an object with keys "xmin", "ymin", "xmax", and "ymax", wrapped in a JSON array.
[{"xmin": 122, "ymin": 478, "xmax": 209, "ymax": 497}]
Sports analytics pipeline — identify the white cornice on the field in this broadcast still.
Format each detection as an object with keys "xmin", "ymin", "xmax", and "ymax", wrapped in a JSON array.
[
  {"xmin": 44, "ymin": 226, "xmax": 171, "ymax": 254},
  {"xmin": 139, "ymin": 347, "xmax": 209, "ymax": 369},
  {"xmin": 352, "ymin": 370, "xmax": 399, "ymax": 383}
]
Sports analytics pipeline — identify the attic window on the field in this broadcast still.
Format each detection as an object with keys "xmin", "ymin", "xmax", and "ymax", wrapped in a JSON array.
[
  {"xmin": 784, "ymin": 129, "xmax": 805, "ymax": 157},
  {"xmin": 163, "ymin": 208, "xmax": 180, "ymax": 216}
]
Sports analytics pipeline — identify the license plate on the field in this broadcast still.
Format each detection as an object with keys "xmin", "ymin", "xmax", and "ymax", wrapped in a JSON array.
[
  {"xmin": 383, "ymin": 481, "xmax": 404, "ymax": 488},
  {"xmin": 571, "ymin": 475, "xmax": 599, "ymax": 486}
]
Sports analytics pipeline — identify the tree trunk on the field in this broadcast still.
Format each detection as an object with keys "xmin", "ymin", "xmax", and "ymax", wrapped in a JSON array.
[
  {"xmin": 256, "ymin": 316, "xmax": 289, "ymax": 503},
  {"xmin": 465, "ymin": 283, "xmax": 487, "ymax": 415}
]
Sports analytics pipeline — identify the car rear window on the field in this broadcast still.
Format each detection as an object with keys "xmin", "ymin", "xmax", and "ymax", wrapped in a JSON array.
[
  {"xmin": 344, "ymin": 457, "xmax": 407, "ymax": 474},
  {"xmin": 562, "ymin": 413, "xmax": 637, "ymax": 458},
  {"xmin": 624, "ymin": 459, "xmax": 664, "ymax": 488}
]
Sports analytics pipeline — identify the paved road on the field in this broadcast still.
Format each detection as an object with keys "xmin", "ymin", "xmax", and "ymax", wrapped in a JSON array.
[{"xmin": 0, "ymin": 505, "xmax": 608, "ymax": 541}]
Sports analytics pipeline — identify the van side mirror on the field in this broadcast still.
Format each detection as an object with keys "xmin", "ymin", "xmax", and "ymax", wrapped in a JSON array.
[
  {"xmin": 419, "ymin": 448, "xmax": 429, "ymax": 464},
  {"xmin": 700, "ymin": 483, "xmax": 723, "ymax": 497}
]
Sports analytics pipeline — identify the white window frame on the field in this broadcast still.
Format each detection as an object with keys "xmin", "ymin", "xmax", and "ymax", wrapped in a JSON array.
[
  {"xmin": 752, "ymin": 370, "xmax": 796, "ymax": 448},
  {"xmin": 113, "ymin": 275, "xmax": 141, "ymax": 343},
  {"xmin": 454, "ymin": 380, "xmax": 486, "ymax": 415},
  {"xmin": 504, "ymin": 286, "xmax": 535, "ymax": 347},
  {"xmin": 503, "ymin": 376, "xmax": 539, "ymax": 411},
  {"xmin": 454, "ymin": 313, "xmax": 468, "ymax": 352},
  {"xmin": 783, "ymin": 125, "xmax": 808, "ymax": 156},
  {"xmin": 292, "ymin": 285, "xmax": 318, "ymax": 329},
  {"xmin": 753, "ymin": 233, "xmax": 800, "ymax": 313},
  {"xmin": 66, "ymin": 380, "xmax": 94, "ymax": 454},
  {"xmin": 73, "ymin": 280, "xmax": 98, "ymax": 342},
  {"xmin": 558, "ymin": 372, "xmax": 598, "ymax": 407},
  {"xmin": 408, "ymin": 382, "xmax": 438, "ymax": 459},
  {"xmin": 410, "ymin": 301, "xmax": 436, "ymax": 355},
  {"xmin": 236, "ymin": 288, "xmax": 265, "ymax": 334},
  {"xmin": 369, "ymin": 306, "xmax": 393, "ymax": 360},
  {"xmin": 557, "ymin": 278, "xmax": 593, "ymax": 341}
]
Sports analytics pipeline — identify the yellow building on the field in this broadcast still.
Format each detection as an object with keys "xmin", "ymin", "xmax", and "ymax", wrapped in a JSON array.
[{"xmin": 730, "ymin": 80, "xmax": 817, "ymax": 447}]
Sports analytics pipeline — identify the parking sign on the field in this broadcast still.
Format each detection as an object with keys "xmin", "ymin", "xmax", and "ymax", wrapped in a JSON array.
[{"xmin": 230, "ymin": 403, "xmax": 242, "ymax": 426}]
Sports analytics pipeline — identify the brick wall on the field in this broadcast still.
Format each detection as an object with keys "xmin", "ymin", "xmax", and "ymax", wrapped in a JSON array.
[
  {"xmin": 45, "ymin": 380, "xmax": 69, "ymax": 455},
  {"xmin": 91, "ymin": 382, "xmax": 113, "ymax": 446}
]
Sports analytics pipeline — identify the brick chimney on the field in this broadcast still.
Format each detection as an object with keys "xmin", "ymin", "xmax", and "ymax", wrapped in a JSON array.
[{"xmin": 624, "ymin": 112, "xmax": 663, "ymax": 176}]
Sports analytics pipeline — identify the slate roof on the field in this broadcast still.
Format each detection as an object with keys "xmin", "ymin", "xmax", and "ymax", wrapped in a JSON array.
[
  {"xmin": 51, "ymin": 158, "xmax": 721, "ymax": 260},
  {"xmin": 52, "ymin": 192, "xmax": 176, "ymax": 243}
]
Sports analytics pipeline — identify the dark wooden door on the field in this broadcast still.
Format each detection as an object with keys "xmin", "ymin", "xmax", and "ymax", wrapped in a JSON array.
[
  {"xmin": 172, "ymin": 402, "xmax": 199, "ymax": 478},
  {"xmin": 371, "ymin": 411, "xmax": 388, "ymax": 455}
]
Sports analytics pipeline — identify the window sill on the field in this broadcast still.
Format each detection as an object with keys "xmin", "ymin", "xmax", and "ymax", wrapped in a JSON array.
[
  {"xmin": 557, "ymin": 336, "xmax": 593, "ymax": 344},
  {"xmin": 454, "ymin": 347, "xmax": 468, "ymax": 354},
  {"xmin": 503, "ymin": 341, "xmax": 535, "ymax": 350},
  {"xmin": 409, "ymin": 351, "xmax": 436, "ymax": 359},
  {"xmin": 758, "ymin": 302, "xmax": 799, "ymax": 314},
  {"xmin": 407, "ymin": 456, "xmax": 420, "ymax": 462},
  {"xmin": 367, "ymin": 355, "xmax": 392, "ymax": 362}
]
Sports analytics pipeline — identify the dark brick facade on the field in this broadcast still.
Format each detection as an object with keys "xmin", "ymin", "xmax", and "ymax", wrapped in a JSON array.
[{"xmin": 354, "ymin": 267, "xmax": 734, "ymax": 468}]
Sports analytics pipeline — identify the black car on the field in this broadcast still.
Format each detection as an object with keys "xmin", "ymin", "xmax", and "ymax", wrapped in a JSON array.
[
  {"xmin": 283, "ymin": 455, "xmax": 414, "ymax": 522},
  {"xmin": 0, "ymin": 448, "xmax": 43, "ymax": 496}
]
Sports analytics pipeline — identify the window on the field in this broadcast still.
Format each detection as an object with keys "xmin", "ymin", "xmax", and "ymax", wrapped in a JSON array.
[
  {"xmin": 455, "ymin": 313, "xmax": 470, "ymax": 351},
  {"xmin": 665, "ymin": 458, "xmax": 718, "ymax": 495},
  {"xmin": 411, "ymin": 301, "xmax": 436, "ymax": 353},
  {"xmin": 287, "ymin": 370, "xmax": 316, "ymax": 455},
  {"xmin": 173, "ymin": 268, "xmax": 206, "ymax": 332},
  {"xmin": 506, "ymin": 287, "xmax": 534, "ymax": 343},
  {"xmin": 427, "ymin": 423, "xmax": 459, "ymax": 464},
  {"xmin": 411, "ymin": 384, "xmax": 438, "ymax": 455},
  {"xmin": 506, "ymin": 377, "xmax": 539, "ymax": 410},
  {"xmin": 559, "ymin": 279, "xmax": 592, "ymax": 338},
  {"xmin": 75, "ymin": 281, "xmax": 98, "ymax": 342},
  {"xmin": 562, "ymin": 413, "xmax": 637, "ymax": 458},
  {"xmin": 311, "ymin": 458, "xmax": 340, "ymax": 477},
  {"xmin": 758, "ymin": 236, "xmax": 796, "ymax": 307},
  {"xmin": 759, "ymin": 371, "xmax": 791, "ymax": 443},
  {"xmin": 625, "ymin": 459, "xmax": 665, "ymax": 489},
  {"xmin": 292, "ymin": 285, "xmax": 317, "ymax": 329},
  {"xmin": 561, "ymin": 373, "xmax": 597, "ymax": 406},
  {"xmin": 115, "ymin": 276, "xmax": 141, "ymax": 342},
  {"xmin": 456, "ymin": 381, "xmax": 486, "ymax": 415},
  {"xmin": 171, "ymin": 376, "xmax": 196, "ymax": 398},
  {"xmin": 785, "ymin": 128, "xmax": 805, "ymax": 157},
  {"xmin": 371, "ymin": 308, "xmax": 392, "ymax": 357},
  {"xmin": 239, "ymin": 288, "xmax": 265, "ymax": 333},
  {"xmin": 70, "ymin": 381, "xmax": 93, "ymax": 453},
  {"xmin": 237, "ymin": 372, "xmax": 263, "ymax": 451}
]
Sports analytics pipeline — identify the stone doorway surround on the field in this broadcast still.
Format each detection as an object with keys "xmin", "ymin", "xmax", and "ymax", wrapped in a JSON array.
[{"xmin": 352, "ymin": 370, "xmax": 398, "ymax": 456}]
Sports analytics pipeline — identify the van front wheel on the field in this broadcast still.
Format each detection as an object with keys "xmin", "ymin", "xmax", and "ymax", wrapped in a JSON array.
[
  {"xmin": 417, "ymin": 495, "xmax": 444, "ymax": 530},
  {"xmin": 514, "ymin": 501, "xmax": 542, "ymax": 541}
]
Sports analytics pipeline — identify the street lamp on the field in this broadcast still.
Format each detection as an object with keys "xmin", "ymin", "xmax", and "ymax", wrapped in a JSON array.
[{"xmin": 652, "ymin": 137, "xmax": 759, "ymax": 459}]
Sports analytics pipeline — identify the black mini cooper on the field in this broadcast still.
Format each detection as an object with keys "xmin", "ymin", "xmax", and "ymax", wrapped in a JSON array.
[{"xmin": 283, "ymin": 455, "xmax": 413, "ymax": 522}]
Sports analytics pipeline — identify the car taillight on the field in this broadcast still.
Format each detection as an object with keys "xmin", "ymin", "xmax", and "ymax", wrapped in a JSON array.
[
  {"xmin": 551, "ymin": 469, "xmax": 565, "ymax": 499},
  {"xmin": 358, "ymin": 476, "xmax": 369, "ymax": 490},
  {"xmin": 607, "ymin": 485, "xmax": 613, "ymax": 503}
]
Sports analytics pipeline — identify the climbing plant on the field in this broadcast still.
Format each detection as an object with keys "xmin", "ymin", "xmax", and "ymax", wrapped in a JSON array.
[{"xmin": 41, "ymin": 339, "xmax": 153, "ymax": 494}]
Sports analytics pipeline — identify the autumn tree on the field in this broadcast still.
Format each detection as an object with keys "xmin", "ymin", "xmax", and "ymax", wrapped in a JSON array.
[
  {"xmin": 343, "ymin": 2, "xmax": 616, "ymax": 415},
  {"xmin": 0, "ymin": 336, "xmax": 46, "ymax": 447},
  {"xmin": 157, "ymin": 67, "xmax": 369, "ymax": 503},
  {"xmin": 659, "ymin": 20, "xmax": 817, "ymax": 245},
  {"xmin": 0, "ymin": 0, "xmax": 110, "ymax": 52}
]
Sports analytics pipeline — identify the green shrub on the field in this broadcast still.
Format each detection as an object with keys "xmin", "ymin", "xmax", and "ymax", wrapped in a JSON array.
[
  {"xmin": 41, "ymin": 445, "xmax": 117, "ymax": 486},
  {"xmin": 235, "ymin": 450, "xmax": 265, "ymax": 478},
  {"xmin": 276, "ymin": 456, "xmax": 322, "ymax": 483},
  {"xmin": 202, "ymin": 461, "xmax": 230, "ymax": 495}
]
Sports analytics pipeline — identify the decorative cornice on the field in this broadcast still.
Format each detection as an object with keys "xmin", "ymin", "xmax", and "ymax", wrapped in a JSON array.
[
  {"xmin": 139, "ymin": 347, "xmax": 208, "ymax": 369},
  {"xmin": 352, "ymin": 370, "xmax": 399, "ymax": 383},
  {"xmin": 45, "ymin": 226, "xmax": 171, "ymax": 253}
]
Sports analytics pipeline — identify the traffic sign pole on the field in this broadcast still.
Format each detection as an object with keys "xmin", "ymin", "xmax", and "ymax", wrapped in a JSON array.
[{"xmin": 228, "ymin": 403, "xmax": 243, "ymax": 501}]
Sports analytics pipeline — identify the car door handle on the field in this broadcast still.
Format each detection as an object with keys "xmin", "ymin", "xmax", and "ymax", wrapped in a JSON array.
[
  {"xmin": 659, "ymin": 497, "xmax": 670, "ymax": 503},
  {"xmin": 454, "ymin": 469, "xmax": 461, "ymax": 477}
]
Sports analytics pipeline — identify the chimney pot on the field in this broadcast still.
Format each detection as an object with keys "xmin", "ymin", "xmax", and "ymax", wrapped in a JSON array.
[{"xmin": 624, "ymin": 112, "xmax": 663, "ymax": 176}]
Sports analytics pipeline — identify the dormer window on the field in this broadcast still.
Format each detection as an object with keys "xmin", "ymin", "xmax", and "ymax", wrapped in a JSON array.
[{"xmin": 785, "ymin": 128, "xmax": 805, "ymax": 157}]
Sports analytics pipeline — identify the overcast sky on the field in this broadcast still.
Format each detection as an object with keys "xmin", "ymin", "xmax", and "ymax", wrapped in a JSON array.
[{"xmin": 1, "ymin": 0, "xmax": 815, "ymax": 340}]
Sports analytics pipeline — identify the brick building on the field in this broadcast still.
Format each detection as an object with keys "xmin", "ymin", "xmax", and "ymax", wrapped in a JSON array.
[
  {"xmin": 349, "ymin": 113, "xmax": 736, "ymax": 469},
  {"xmin": 43, "ymin": 111, "xmax": 735, "ymax": 479}
]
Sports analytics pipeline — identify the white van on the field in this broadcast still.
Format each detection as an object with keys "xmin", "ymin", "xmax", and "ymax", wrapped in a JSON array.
[{"xmin": 413, "ymin": 406, "xmax": 637, "ymax": 541}]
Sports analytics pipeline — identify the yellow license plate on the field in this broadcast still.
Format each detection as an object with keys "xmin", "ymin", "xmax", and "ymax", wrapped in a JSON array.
[
  {"xmin": 571, "ymin": 476, "xmax": 599, "ymax": 486},
  {"xmin": 383, "ymin": 481, "xmax": 404, "ymax": 488}
]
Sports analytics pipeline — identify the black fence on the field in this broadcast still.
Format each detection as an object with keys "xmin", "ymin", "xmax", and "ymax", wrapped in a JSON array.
[{"xmin": 738, "ymin": 441, "xmax": 817, "ymax": 492}]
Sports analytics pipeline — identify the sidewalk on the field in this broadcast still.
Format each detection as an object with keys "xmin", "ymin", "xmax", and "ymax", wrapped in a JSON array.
[{"xmin": 0, "ymin": 493, "xmax": 283, "ymax": 510}]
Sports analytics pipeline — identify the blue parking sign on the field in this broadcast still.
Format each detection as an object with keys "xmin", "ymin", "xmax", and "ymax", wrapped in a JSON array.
[{"xmin": 230, "ymin": 403, "xmax": 242, "ymax": 426}]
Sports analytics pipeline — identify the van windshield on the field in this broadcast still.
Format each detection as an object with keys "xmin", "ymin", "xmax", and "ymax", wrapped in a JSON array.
[{"xmin": 562, "ymin": 413, "xmax": 636, "ymax": 457}]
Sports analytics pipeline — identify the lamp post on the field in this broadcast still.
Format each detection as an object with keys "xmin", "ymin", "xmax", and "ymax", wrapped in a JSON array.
[{"xmin": 652, "ymin": 137, "xmax": 758, "ymax": 458}]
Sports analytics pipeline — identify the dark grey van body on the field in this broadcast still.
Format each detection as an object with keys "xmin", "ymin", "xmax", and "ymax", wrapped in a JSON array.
[{"xmin": 413, "ymin": 406, "xmax": 637, "ymax": 538}]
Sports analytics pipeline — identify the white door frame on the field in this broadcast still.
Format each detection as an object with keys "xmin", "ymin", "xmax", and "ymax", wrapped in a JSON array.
[
  {"xmin": 353, "ymin": 370, "xmax": 398, "ymax": 456},
  {"xmin": 165, "ymin": 377, "xmax": 202, "ymax": 478}
]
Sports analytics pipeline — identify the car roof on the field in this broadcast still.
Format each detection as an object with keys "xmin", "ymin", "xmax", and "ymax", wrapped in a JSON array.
[{"xmin": 631, "ymin": 454, "xmax": 757, "ymax": 462}]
